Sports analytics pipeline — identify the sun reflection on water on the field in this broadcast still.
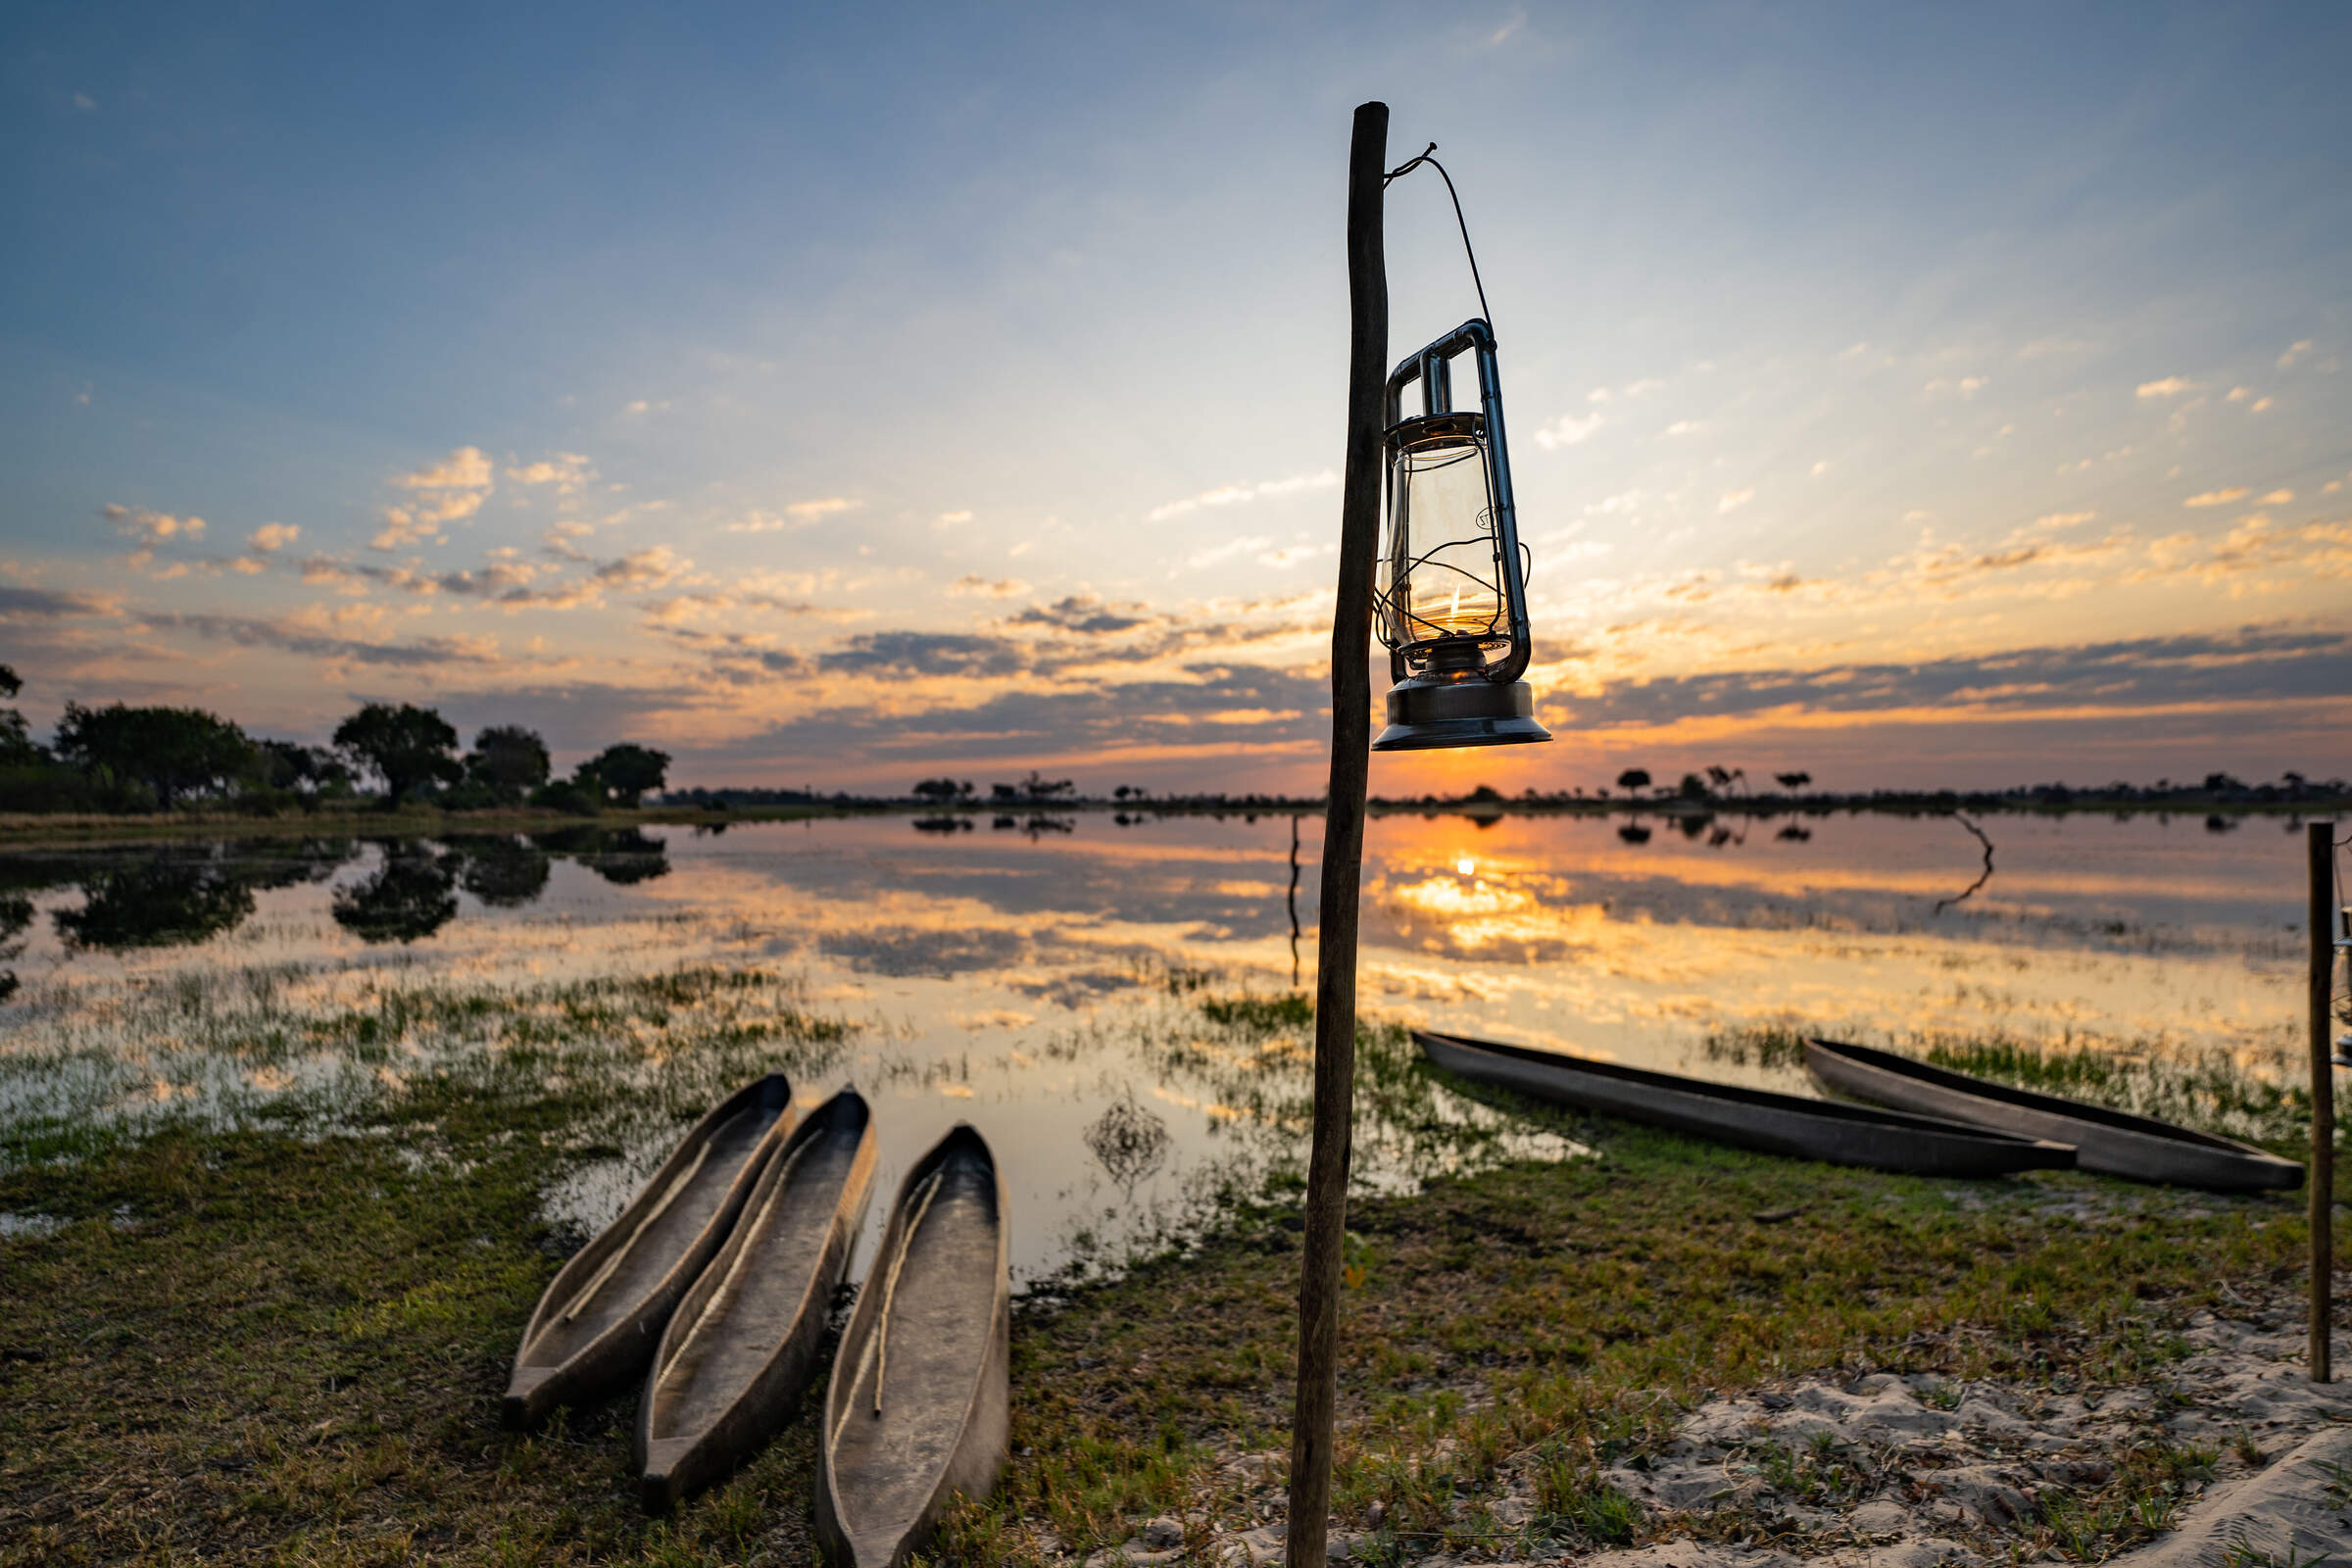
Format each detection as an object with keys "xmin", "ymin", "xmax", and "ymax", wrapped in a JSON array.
[{"xmin": 0, "ymin": 807, "xmax": 2326, "ymax": 1278}]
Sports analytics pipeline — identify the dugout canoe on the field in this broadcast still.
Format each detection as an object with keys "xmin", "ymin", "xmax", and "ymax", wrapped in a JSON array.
[
  {"xmin": 503, "ymin": 1075, "xmax": 798, "ymax": 1429},
  {"xmin": 638, "ymin": 1088, "xmax": 879, "ymax": 1510},
  {"xmin": 1416, "ymin": 1029, "xmax": 2074, "ymax": 1177},
  {"xmin": 1804, "ymin": 1038, "xmax": 2302, "ymax": 1193},
  {"xmin": 816, "ymin": 1123, "xmax": 1010, "ymax": 1568}
]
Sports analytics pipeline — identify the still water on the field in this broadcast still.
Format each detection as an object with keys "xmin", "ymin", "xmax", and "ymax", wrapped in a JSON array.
[{"xmin": 0, "ymin": 808, "xmax": 2328, "ymax": 1280}]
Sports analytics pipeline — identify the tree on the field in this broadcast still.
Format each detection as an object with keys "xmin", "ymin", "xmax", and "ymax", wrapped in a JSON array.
[
  {"xmin": 912, "ymin": 777, "xmax": 972, "ymax": 803},
  {"xmin": 1019, "ymin": 769, "xmax": 1075, "ymax": 803},
  {"xmin": 256, "ymin": 739, "xmax": 356, "ymax": 795},
  {"xmin": 1774, "ymin": 771, "xmax": 1812, "ymax": 791},
  {"xmin": 466, "ymin": 725, "xmax": 552, "ymax": 804},
  {"xmin": 1615, "ymin": 768, "xmax": 1651, "ymax": 794},
  {"xmin": 1678, "ymin": 771, "xmax": 1711, "ymax": 800},
  {"xmin": 0, "ymin": 664, "xmax": 34, "ymax": 765},
  {"xmin": 586, "ymin": 742, "xmax": 671, "ymax": 808},
  {"xmin": 333, "ymin": 703, "xmax": 462, "ymax": 807},
  {"xmin": 54, "ymin": 703, "xmax": 256, "ymax": 809}
]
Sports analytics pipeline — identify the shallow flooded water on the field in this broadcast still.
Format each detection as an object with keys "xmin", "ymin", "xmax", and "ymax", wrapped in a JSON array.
[{"xmin": 0, "ymin": 808, "xmax": 2332, "ymax": 1281}]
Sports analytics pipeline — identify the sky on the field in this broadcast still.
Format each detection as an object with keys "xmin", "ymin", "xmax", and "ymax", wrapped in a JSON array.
[{"xmin": 4, "ymin": 2, "xmax": 2350, "ymax": 796}]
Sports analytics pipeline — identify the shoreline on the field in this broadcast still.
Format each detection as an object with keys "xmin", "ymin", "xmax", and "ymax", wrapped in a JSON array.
[{"xmin": 2, "ymin": 792, "xmax": 2344, "ymax": 853}]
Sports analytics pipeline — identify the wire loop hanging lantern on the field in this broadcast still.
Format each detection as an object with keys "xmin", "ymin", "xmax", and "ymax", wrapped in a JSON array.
[{"xmin": 1370, "ymin": 318, "xmax": 1550, "ymax": 750}]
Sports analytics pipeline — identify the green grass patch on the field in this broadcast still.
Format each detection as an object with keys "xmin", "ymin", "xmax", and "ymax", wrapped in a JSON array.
[{"xmin": 3, "ymin": 982, "xmax": 2343, "ymax": 1564}]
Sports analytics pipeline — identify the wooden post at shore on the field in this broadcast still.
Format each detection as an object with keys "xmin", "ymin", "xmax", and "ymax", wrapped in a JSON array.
[
  {"xmin": 2310, "ymin": 821, "xmax": 2336, "ymax": 1384},
  {"xmin": 1287, "ymin": 98, "xmax": 1388, "ymax": 1568}
]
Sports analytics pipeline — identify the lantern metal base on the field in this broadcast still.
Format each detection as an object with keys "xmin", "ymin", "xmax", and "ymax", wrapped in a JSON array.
[{"xmin": 1372, "ymin": 677, "xmax": 1551, "ymax": 752}]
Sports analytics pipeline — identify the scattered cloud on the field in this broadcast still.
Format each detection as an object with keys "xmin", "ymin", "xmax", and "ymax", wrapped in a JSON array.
[
  {"xmin": 949, "ymin": 575, "xmax": 1030, "ymax": 599},
  {"xmin": 138, "ymin": 611, "xmax": 503, "ymax": 668},
  {"xmin": 2134, "ymin": 376, "xmax": 2195, "ymax": 399},
  {"xmin": 370, "ymin": 508, "xmax": 440, "ymax": 552},
  {"xmin": 0, "ymin": 584, "xmax": 115, "ymax": 618},
  {"xmin": 1554, "ymin": 627, "xmax": 2352, "ymax": 729},
  {"xmin": 2278, "ymin": 340, "xmax": 2314, "ymax": 370},
  {"xmin": 2183, "ymin": 488, "xmax": 2249, "ymax": 508},
  {"xmin": 1717, "ymin": 489, "xmax": 1754, "ymax": 514},
  {"xmin": 1186, "ymin": 535, "xmax": 1273, "ymax": 571},
  {"xmin": 396, "ymin": 447, "xmax": 494, "ymax": 492},
  {"xmin": 592, "ymin": 546, "xmax": 692, "ymax": 591},
  {"xmin": 2261, "ymin": 489, "xmax": 2294, "ymax": 505},
  {"xmin": 726, "ymin": 497, "xmax": 862, "ymax": 532},
  {"xmin": 247, "ymin": 523, "xmax": 300, "ymax": 553},
  {"xmin": 1664, "ymin": 419, "xmax": 1704, "ymax": 436},
  {"xmin": 73, "ymin": 92, "xmax": 96, "ymax": 111},
  {"xmin": 1147, "ymin": 470, "xmax": 1337, "ymax": 523},
  {"xmin": 1005, "ymin": 595, "xmax": 1155, "ymax": 635},
  {"xmin": 102, "ymin": 504, "xmax": 206, "ymax": 546},
  {"xmin": 505, "ymin": 452, "xmax": 595, "ymax": 490},
  {"xmin": 937, "ymin": 510, "xmax": 974, "ymax": 525},
  {"xmin": 1534, "ymin": 411, "xmax": 1603, "ymax": 450}
]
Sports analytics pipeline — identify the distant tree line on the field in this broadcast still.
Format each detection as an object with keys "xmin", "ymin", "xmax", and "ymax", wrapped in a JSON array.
[{"xmin": 0, "ymin": 666, "xmax": 668, "ymax": 818}]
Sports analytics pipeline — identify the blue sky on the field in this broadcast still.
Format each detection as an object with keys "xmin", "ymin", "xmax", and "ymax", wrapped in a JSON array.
[{"xmin": 4, "ymin": 2, "xmax": 2349, "ymax": 792}]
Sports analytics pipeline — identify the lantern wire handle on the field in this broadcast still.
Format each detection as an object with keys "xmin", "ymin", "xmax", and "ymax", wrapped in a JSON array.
[{"xmin": 1384, "ymin": 143, "xmax": 1491, "ymax": 328}]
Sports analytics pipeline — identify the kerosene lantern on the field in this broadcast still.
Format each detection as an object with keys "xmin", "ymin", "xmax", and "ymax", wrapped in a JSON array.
[{"xmin": 1371, "ymin": 318, "xmax": 1551, "ymax": 750}]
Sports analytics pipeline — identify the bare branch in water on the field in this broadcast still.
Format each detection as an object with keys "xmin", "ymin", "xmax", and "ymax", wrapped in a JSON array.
[{"xmin": 1934, "ymin": 812, "xmax": 1995, "ymax": 913}]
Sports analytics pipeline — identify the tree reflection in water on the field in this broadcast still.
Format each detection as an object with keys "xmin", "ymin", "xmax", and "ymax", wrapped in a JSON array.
[
  {"xmin": 0, "ymin": 891, "xmax": 29, "ymax": 1000},
  {"xmin": 530, "ymin": 825, "xmax": 671, "ymax": 885},
  {"xmin": 451, "ymin": 834, "xmax": 552, "ymax": 907},
  {"xmin": 52, "ymin": 843, "xmax": 356, "ymax": 951},
  {"xmin": 333, "ymin": 843, "xmax": 461, "ymax": 944}
]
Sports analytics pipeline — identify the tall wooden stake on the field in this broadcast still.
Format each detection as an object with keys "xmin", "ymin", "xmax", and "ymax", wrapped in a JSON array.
[
  {"xmin": 1288, "ymin": 98, "xmax": 1388, "ymax": 1568},
  {"xmin": 2310, "ymin": 821, "xmax": 2336, "ymax": 1383}
]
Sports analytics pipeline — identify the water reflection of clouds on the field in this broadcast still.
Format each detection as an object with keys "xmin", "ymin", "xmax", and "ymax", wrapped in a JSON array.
[{"xmin": 0, "ymin": 809, "xmax": 2323, "ymax": 1277}]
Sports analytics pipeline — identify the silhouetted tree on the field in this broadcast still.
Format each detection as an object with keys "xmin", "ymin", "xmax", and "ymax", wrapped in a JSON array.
[
  {"xmin": 0, "ymin": 665, "xmax": 34, "ymax": 765},
  {"xmin": 912, "ymin": 777, "xmax": 973, "ymax": 803},
  {"xmin": 54, "ymin": 703, "xmax": 256, "ymax": 809},
  {"xmin": 256, "ymin": 739, "xmax": 356, "ymax": 795},
  {"xmin": 1678, "ymin": 772, "xmax": 1710, "ymax": 801},
  {"xmin": 586, "ymin": 743, "xmax": 670, "ymax": 808},
  {"xmin": 1615, "ymin": 768, "xmax": 1651, "ymax": 794},
  {"xmin": 334, "ymin": 703, "xmax": 462, "ymax": 807},
  {"xmin": 1019, "ymin": 770, "xmax": 1076, "ymax": 803},
  {"xmin": 1775, "ymin": 771, "xmax": 1812, "ymax": 791},
  {"xmin": 466, "ymin": 725, "xmax": 552, "ymax": 804}
]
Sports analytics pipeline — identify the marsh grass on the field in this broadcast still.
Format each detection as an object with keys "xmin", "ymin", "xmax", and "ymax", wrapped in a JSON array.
[{"xmin": 2, "ymin": 983, "xmax": 2342, "ymax": 1566}]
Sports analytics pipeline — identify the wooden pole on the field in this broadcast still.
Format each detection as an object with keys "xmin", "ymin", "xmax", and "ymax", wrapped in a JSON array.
[
  {"xmin": 1287, "ymin": 98, "xmax": 1387, "ymax": 1568},
  {"xmin": 2310, "ymin": 821, "xmax": 2336, "ymax": 1383}
]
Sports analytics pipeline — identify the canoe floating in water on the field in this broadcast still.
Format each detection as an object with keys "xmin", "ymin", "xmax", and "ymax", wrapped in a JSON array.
[
  {"xmin": 817, "ymin": 1123, "xmax": 1010, "ymax": 1568},
  {"xmin": 504, "ymin": 1075, "xmax": 798, "ymax": 1430},
  {"xmin": 1804, "ymin": 1038, "xmax": 2302, "ymax": 1193},
  {"xmin": 1416, "ymin": 1029, "xmax": 2075, "ymax": 1178},
  {"xmin": 638, "ymin": 1088, "xmax": 878, "ymax": 1510}
]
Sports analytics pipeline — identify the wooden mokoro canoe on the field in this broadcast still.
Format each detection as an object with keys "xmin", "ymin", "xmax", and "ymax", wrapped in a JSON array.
[
  {"xmin": 1416, "ymin": 1029, "xmax": 2075, "ymax": 1177},
  {"xmin": 503, "ymin": 1074, "xmax": 798, "ymax": 1430},
  {"xmin": 816, "ymin": 1123, "xmax": 1010, "ymax": 1568},
  {"xmin": 638, "ymin": 1088, "xmax": 879, "ymax": 1510},
  {"xmin": 1804, "ymin": 1038, "xmax": 2302, "ymax": 1192}
]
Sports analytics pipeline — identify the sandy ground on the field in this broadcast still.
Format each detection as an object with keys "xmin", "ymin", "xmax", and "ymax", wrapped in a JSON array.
[{"xmin": 1075, "ymin": 1284, "xmax": 2351, "ymax": 1567}]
